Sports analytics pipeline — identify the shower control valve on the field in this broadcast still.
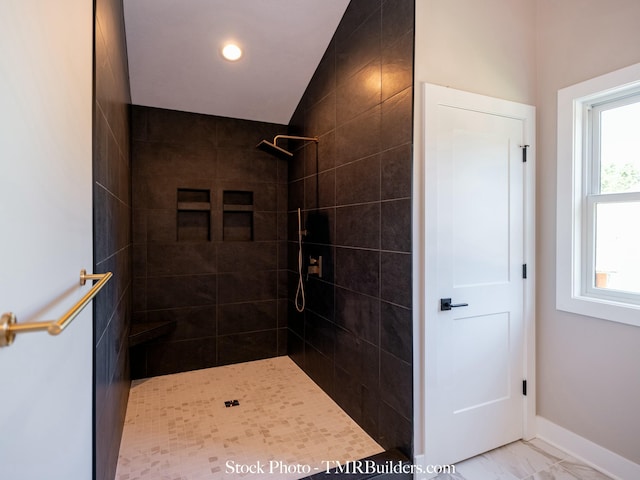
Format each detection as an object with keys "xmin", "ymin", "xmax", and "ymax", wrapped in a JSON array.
[{"xmin": 307, "ymin": 255, "xmax": 323, "ymax": 279}]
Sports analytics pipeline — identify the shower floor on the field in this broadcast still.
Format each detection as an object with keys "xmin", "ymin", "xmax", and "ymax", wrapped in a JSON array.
[{"xmin": 115, "ymin": 356, "xmax": 383, "ymax": 480}]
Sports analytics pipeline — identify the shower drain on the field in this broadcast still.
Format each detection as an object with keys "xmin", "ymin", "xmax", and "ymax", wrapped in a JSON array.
[{"xmin": 224, "ymin": 399, "xmax": 240, "ymax": 408}]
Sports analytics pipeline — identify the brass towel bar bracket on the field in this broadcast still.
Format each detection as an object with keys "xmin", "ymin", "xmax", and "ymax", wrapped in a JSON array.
[{"xmin": 0, "ymin": 269, "xmax": 112, "ymax": 348}]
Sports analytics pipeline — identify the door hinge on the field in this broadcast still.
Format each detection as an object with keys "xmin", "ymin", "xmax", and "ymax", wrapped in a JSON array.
[
  {"xmin": 522, "ymin": 380, "xmax": 527, "ymax": 396},
  {"xmin": 522, "ymin": 264, "xmax": 527, "ymax": 279},
  {"xmin": 521, "ymin": 144, "xmax": 530, "ymax": 162}
]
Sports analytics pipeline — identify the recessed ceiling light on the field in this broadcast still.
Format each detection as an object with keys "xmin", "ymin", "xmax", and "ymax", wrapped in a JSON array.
[{"xmin": 221, "ymin": 43, "xmax": 242, "ymax": 61}]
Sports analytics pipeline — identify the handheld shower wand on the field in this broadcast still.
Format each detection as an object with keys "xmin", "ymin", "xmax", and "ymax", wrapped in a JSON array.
[{"xmin": 295, "ymin": 208, "xmax": 306, "ymax": 312}]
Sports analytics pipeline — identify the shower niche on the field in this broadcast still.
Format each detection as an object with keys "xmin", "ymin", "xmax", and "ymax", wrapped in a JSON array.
[
  {"xmin": 177, "ymin": 188, "xmax": 211, "ymax": 241},
  {"xmin": 222, "ymin": 190, "xmax": 254, "ymax": 241}
]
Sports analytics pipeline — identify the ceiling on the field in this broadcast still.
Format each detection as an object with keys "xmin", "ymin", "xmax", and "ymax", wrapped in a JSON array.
[{"xmin": 124, "ymin": 0, "xmax": 350, "ymax": 125}]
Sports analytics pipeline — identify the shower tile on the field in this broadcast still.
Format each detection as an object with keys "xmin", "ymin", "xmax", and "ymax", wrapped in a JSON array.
[
  {"xmin": 277, "ymin": 299, "xmax": 288, "ymax": 328},
  {"xmin": 381, "ymin": 0, "xmax": 414, "ymax": 46},
  {"xmin": 134, "ymin": 142, "xmax": 216, "ymax": 177},
  {"xmin": 317, "ymin": 170, "xmax": 336, "ymax": 208},
  {"xmin": 379, "ymin": 350, "xmax": 412, "ymax": 420},
  {"xmin": 337, "ymin": 60, "xmax": 382, "ymax": 126},
  {"xmin": 304, "ymin": 175, "xmax": 318, "ymax": 211},
  {"xmin": 380, "ymin": 87, "xmax": 413, "ymax": 151},
  {"xmin": 147, "ymin": 243, "xmax": 217, "ymax": 276},
  {"xmin": 381, "ymin": 143, "xmax": 412, "ymax": 200},
  {"xmin": 278, "ymin": 269, "xmax": 289, "ymax": 299},
  {"xmin": 277, "ymin": 327, "xmax": 288, "ymax": 356},
  {"xmin": 335, "ymin": 105, "xmax": 381, "ymax": 165},
  {"xmin": 146, "ymin": 106, "xmax": 217, "ymax": 149},
  {"xmin": 304, "ymin": 311, "xmax": 336, "ymax": 358},
  {"xmin": 304, "ymin": 276, "xmax": 335, "ymax": 321},
  {"xmin": 288, "ymin": 179, "xmax": 304, "ymax": 212},
  {"xmin": 304, "ymin": 343, "xmax": 335, "ymax": 397},
  {"xmin": 116, "ymin": 357, "xmax": 383, "ymax": 480},
  {"xmin": 217, "ymin": 148, "xmax": 277, "ymax": 183},
  {"xmin": 377, "ymin": 400, "xmax": 412, "ymax": 456},
  {"xmin": 287, "ymin": 329, "xmax": 305, "ymax": 366},
  {"xmin": 146, "ymin": 209, "xmax": 176, "ymax": 243},
  {"xmin": 217, "ymin": 330, "xmax": 278, "ymax": 365},
  {"xmin": 360, "ymin": 384, "xmax": 380, "ymax": 440},
  {"xmin": 144, "ymin": 337, "xmax": 217, "ymax": 377},
  {"xmin": 335, "ymin": 203, "xmax": 380, "ymax": 250},
  {"xmin": 333, "ymin": 365, "xmax": 364, "ymax": 424},
  {"xmin": 287, "ymin": 299, "xmax": 305, "ymax": 338},
  {"xmin": 132, "ymin": 208, "xmax": 147, "ymax": 243},
  {"xmin": 335, "ymin": 154, "xmax": 381, "ymax": 205},
  {"xmin": 131, "ymin": 106, "xmax": 147, "ymax": 141},
  {"xmin": 306, "ymin": 90, "xmax": 336, "ymax": 139},
  {"xmin": 218, "ymin": 271, "xmax": 278, "ymax": 304},
  {"xmin": 217, "ymin": 242, "xmax": 277, "ymax": 273},
  {"xmin": 146, "ymin": 274, "xmax": 217, "ymax": 310},
  {"xmin": 94, "ymin": 110, "xmax": 108, "ymax": 187},
  {"xmin": 218, "ymin": 301, "xmax": 277, "ymax": 335},
  {"xmin": 317, "ymin": 130, "xmax": 336, "ymax": 173},
  {"xmin": 289, "ymin": 149, "xmax": 306, "ymax": 182},
  {"xmin": 381, "ymin": 199, "xmax": 411, "ymax": 252},
  {"xmin": 380, "ymin": 301, "xmax": 412, "ymax": 363},
  {"xmin": 336, "ymin": 5, "xmax": 381, "ymax": 87},
  {"xmin": 381, "ymin": 29, "xmax": 414, "ymax": 102},
  {"xmin": 254, "ymin": 211, "xmax": 279, "ymax": 241},
  {"xmin": 334, "ymin": 287, "xmax": 380, "ymax": 345},
  {"xmin": 253, "ymin": 183, "xmax": 278, "ymax": 212},
  {"xmin": 304, "ymin": 39, "xmax": 336, "ymax": 108},
  {"xmin": 380, "ymin": 251, "xmax": 411, "ymax": 307},
  {"xmin": 146, "ymin": 305, "xmax": 217, "ymax": 341},
  {"xmin": 334, "ymin": 0, "xmax": 377, "ymax": 46},
  {"xmin": 334, "ymin": 329, "xmax": 379, "ymax": 390},
  {"xmin": 335, "ymin": 247, "xmax": 380, "ymax": 298}
]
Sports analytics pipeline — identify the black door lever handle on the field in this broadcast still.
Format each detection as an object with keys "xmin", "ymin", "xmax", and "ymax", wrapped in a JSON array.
[{"xmin": 440, "ymin": 298, "xmax": 469, "ymax": 311}]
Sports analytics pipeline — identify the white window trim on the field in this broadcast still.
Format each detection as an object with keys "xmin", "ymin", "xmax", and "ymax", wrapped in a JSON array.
[{"xmin": 557, "ymin": 62, "xmax": 640, "ymax": 327}]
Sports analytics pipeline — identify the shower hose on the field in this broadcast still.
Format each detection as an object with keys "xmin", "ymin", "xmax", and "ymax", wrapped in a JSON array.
[{"xmin": 295, "ymin": 207, "xmax": 305, "ymax": 312}]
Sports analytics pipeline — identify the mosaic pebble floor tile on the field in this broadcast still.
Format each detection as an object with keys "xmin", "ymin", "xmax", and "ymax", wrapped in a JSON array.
[{"xmin": 115, "ymin": 356, "xmax": 383, "ymax": 480}]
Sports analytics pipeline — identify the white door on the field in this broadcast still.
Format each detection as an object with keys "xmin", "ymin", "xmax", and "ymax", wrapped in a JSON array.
[
  {"xmin": 0, "ymin": 2, "xmax": 93, "ymax": 479},
  {"xmin": 422, "ymin": 84, "xmax": 535, "ymax": 466}
]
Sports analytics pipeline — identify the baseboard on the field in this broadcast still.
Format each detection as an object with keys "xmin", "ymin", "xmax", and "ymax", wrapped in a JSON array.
[{"xmin": 536, "ymin": 416, "xmax": 640, "ymax": 480}]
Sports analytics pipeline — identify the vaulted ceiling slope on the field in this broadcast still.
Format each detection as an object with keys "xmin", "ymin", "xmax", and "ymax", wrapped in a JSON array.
[{"xmin": 124, "ymin": 0, "xmax": 350, "ymax": 125}]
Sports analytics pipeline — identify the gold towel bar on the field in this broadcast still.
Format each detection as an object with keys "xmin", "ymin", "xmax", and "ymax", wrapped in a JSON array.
[{"xmin": 1, "ymin": 269, "xmax": 112, "ymax": 348}]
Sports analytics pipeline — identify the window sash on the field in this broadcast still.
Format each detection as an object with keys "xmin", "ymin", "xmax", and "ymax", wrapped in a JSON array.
[{"xmin": 584, "ymin": 193, "xmax": 640, "ymax": 304}]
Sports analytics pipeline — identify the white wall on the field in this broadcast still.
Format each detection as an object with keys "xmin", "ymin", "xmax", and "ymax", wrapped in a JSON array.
[
  {"xmin": 413, "ymin": 0, "xmax": 537, "ymax": 457},
  {"xmin": 536, "ymin": 0, "xmax": 640, "ymax": 465},
  {"xmin": 414, "ymin": 0, "xmax": 536, "ymax": 106},
  {"xmin": 414, "ymin": 0, "xmax": 640, "ymax": 467},
  {"xmin": 0, "ymin": 2, "xmax": 94, "ymax": 478}
]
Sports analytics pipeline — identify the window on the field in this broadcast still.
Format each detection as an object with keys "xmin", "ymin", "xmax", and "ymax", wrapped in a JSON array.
[{"xmin": 557, "ymin": 62, "xmax": 640, "ymax": 327}]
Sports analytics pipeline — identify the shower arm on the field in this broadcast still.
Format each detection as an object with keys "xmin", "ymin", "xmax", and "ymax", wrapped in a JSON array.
[{"xmin": 272, "ymin": 135, "xmax": 318, "ymax": 148}]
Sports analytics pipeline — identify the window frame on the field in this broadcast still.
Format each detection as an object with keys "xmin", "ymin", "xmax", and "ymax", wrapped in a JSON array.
[{"xmin": 557, "ymin": 62, "xmax": 640, "ymax": 327}]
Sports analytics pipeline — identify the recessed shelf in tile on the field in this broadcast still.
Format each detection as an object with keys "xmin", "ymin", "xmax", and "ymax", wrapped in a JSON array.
[
  {"xmin": 177, "ymin": 188, "xmax": 211, "ymax": 241},
  {"xmin": 223, "ymin": 190, "xmax": 253, "ymax": 241}
]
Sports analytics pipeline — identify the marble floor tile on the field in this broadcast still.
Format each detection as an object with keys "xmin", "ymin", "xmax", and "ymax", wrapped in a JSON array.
[
  {"xmin": 434, "ymin": 439, "xmax": 612, "ymax": 480},
  {"xmin": 115, "ymin": 356, "xmax": 383, "ymax": 480}
]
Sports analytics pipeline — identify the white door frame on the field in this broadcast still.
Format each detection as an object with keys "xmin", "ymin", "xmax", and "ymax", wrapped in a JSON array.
[{"xmin": 412, "ymin": 83, "xmax": 536, "ymax": 475}]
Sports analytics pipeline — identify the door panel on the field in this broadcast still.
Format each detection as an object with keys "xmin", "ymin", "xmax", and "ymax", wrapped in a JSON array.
[
  {"xmin": 423, "ymin": 84, "xmax": 534, "ymax": 467},
  {"xmin": 0, "ymin": 2, "xmax": 93, "ymax": 479}
]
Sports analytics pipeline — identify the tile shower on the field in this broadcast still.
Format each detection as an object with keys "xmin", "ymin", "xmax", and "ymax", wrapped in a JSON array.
[
  {"xmin": 127, "ymin": 0, "xmax": 415, "ymax": 457},
  {"xmin": 101, "ymin": 0, "xmax": 415, "ymax": 477},
  {"xmin": 130, "ymin": 107, "xmax": 289, "ymax": 378}
]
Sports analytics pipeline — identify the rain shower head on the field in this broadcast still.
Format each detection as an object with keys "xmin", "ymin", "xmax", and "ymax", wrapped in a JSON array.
[{"xmin": 256, "ymin": 135, "xmax": 318, "ymax": 160}]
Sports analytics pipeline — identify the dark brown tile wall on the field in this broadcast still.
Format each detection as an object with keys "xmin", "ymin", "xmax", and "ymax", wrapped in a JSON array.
[
  {"xmin": 130, "ymin": 106, "xmax": 289, "ymax": 378},
  {"xmin": 93, "ymin": 0, "xmax": 132, "ymax": 479},
  {"xmin": 287, "ymin": 0, "xmax": 414, "ymax": 456}
]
